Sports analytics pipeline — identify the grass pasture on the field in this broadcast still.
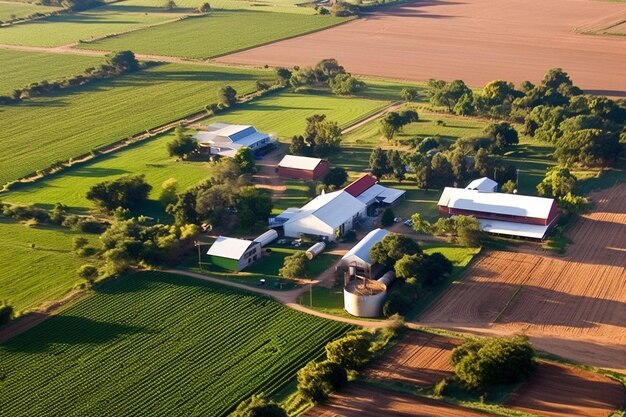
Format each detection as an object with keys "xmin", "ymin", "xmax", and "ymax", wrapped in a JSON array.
[
  {"xmin": 0, "ymin": 1, "xmax": 61, "ymax": 22},
  {"xmin": 0, "ymin": 49, "xmax": 104, "ymax": 95},
  {"xmin": 0, "ymin": 4, "xmax": 186, "ymax": 47},
  {"xmin": 0, "ymin": 271, "xmax": 352, "ymax": 416},
  {"xmin": 0, "ymin": 218, "xmax": 100, "ymax": 314},
  {"xmin": 120, "ymin": 0, "xmax": 319, "ymax": 14},
  {"xmin": 0, "ymin": 62, "xmax": 272, "ymax": 186},
  {"xmin": 77, "ymin": 10, "xmax": 349, "ymax": 59}
]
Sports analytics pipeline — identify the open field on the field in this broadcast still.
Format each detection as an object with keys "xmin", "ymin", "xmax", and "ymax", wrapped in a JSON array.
[
  {"xmin": 0, "ymin": 1, "xmax": 61, "ymax": 22},
  {"xmin": 420, "ymin": 184, "xmax": 626, "ymax": 372},
  {"xmin": 366, "ymin": 331, "xmax": 459, "ymax": 387},
  {"xmin": 506, "ymin": 362, "xmax": 625, "ymax": 417},
  {"xmin": 0, "ymin": 218, "xmax": 100, "ymax": 314},
  {"xmin": 0, "ymin": 271, "xmax": 351, "ymax": 416},
  {"xmin": 0, "ymin": 4, "xmax": 186, "ymax": 47},
  {"xmin": 218, "ymin": 0, "xmax": 626, "ymax": 95},
  {"xmin": 120, "ymin": 0, "xmax": 318, "ymax": 14},
  {"xmin": 78, "ymin": 10, "xmax": 348, "ymax": 59},
  {"xmin": 305, "ymin": 383, "xmax": 496, "ymax": 417},
  {"xmin": 0, "ymin": 62, "xmax": 272, "ymax": 186},
  {"xmin": 0, "ymin": 48, "xmax": 104, "ymax": 95}
]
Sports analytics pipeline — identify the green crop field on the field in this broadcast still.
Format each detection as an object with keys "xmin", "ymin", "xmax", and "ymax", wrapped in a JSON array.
[
  {"xmin": 0, "ymin": 4, "xmax": 187, "ymax": 47},
  {"xmin": 0, "ymin": 49, "xmax": 104, "ymax": 95},
  {"xmin": 0, "ymin": 218, "xmax": 100, "ymax": 314},
  {"xmin": 0, "ymin": 62, "xmax": 272, "ymax": 186},
  {"xmin": 78, "ymin": 10, "xmax": 349, "ymax": 59},
  {"xmin": 0, "ymin": 1, "xmax": 61, "ymax": 21},
  {"xmin": 0, "ymin": 271, "xmax": 351, "ymax": 416}
]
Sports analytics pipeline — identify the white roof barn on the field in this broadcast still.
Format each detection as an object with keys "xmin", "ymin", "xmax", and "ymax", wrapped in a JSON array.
[
  {"xmin": 278, "ymin": 155, "xmax": 324, "ymax": 171},
  {"xmin": 193, "ymin": 123, "xmax": 271, "ymax": 157},
  {"xmin": 206, "ymin": 236, "xmax": 257, "ymax": 259},
  {"xmin": 339, "ymin": 228, "xmax": 389, "ymax": 271},
  {"xmin": 465, "ymin": 177, "xmax": 498, "ymax": 193}
]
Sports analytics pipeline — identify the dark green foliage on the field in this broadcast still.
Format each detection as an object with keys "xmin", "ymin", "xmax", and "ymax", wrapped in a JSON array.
[
  {"xmin": 432, "ymin": 215, "xmax": 484, "ymax": 247},
  {"xmin": 291, "ymin": 114, "xmax": 342, "ymax": 157},
  {"xmin": 0, "ymin": 303, "xmax": 13, "ymax": 326},
  {"xmin": 218, "ymin": 85, "xmax": 238, "ymax": 107},
  {"xmin": 555, "ymin": 128, "xmax": 620, "ymax": 167},
  {"xmin": 394, "ymin": 251, "xmax": 452, "ymax": 287},
  {"xmin": 105, "ymin": 51, "xmax": 140, "ymax": 74},
  {"xmin": 279, "ymin": 251, "xmax": 309, "ymax": 278},
  {"xmin": 297, "ymin": 360, "xmax": 348, "ymax": 403},
  {"xmin": 77, "ymin": 264, "xmax": 98, "ymax": 285},
  {"xmin": 451, "ymin": 335, "xmax": 536, "ymax": 389},
  {"xmin": 329, "ymin": 73, "xmax": 365, "ymax": 96},
  {"xmin": 388, "ymin": 149, "xmax": 405, "ymax": 182},
  {"xmin": 325, "ymin": 333, "xmax": 372, "ymax": 369},
  {"xmin": 167, "ymin": 126, "xmax": 198, "ymax": 159},
  {"xmin": 400, "ymin": 87, "xmax": 419, "ymax": 102},
  {"xmin": 382, "ymin": 290, "xmax": 413, "ymax": 317},
  {"xmin": 86, "ymin": 174, "xmax": 152, "ymax": 211},
  {"xmin": 236, "ymin": 187, "xmax": 272, "ymax": 230},
  {"xmin": 289, "ymin": 135, "xmax": 310, "ymax": 157},
  {"xmin": 537, "ymin": 166, "xmax": 577, "ymax": 198},
  {"xmin": 381, "ymin": 207, "xmax": 395, "ymax": 227},
  {"xmin": 430, "ymin": 152, "xmax": 454, "ymax": 189},
  {"xmin": 369, "ymin": 148, "xmax": 390, "ymax": 179},
  {"xmin": 370, "ymin": 233, "xmax": 421, "ymax": 267},
  {"xmin": 483, "ymin": 122, "xmax": 518, "ymax": 152},
  {"xmin": 197, "ymin": 2, "xmax": 211, "ymax": 12},
  {"xmin": 428, "ymin": 79, "xmax": 472, "ymax": 112},
  {"xmin": 275, "ymin": 67, "xmax": 292, "ymax": 85},
  {"xmin": 229, "ymin": 394, "xmax": 287, "ymax": 417},
  {"xmin": 234, "ymin": 147, "xmax": 257, "ymax": 174},
  {"xmin": 331, "ymin": 1, "xmax": 358, "ymax": 16},
  {"xmin": 323, "ymin": 167, "xmax": 348, "ymax": 188},
  {"xmin": 290, "ymin": 59, "xmax": 345, "ymax": 87},
  {"xmin": 417, "ymin": 137, "xmax": 439, "ymax": 154}
]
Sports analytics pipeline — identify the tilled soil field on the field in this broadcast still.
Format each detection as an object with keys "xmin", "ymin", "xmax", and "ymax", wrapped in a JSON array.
[
  {"xmin": 506, "ymin": 362, "xmax": 625, "ymax": 417},
  {"xmin": 304, "ymin": 383, "xmax": 496, "ymax": 417},
  {"xmin": 420, "ymin": 184, "xmax": 626, "ymax": 372},
  {"xmin": 366, "ymin": 332, "xmax": 458, "ymax": 386},
  {"xmin": 218, "ymin": 0, "xmax": 626, "ymax": 95}
]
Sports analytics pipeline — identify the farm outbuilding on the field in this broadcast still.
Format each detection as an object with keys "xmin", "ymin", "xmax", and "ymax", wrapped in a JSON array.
[
  {"xmin": 193, "ymin": 123, "xmax": 272, "ymax": 157},
  {"xmin": 344, "ymin": 174, "xmax": 406, "ymax": 211},
  {"xmin": 277, "ymin": 155, "xmax": 330, "ymax": 180},
  {"xmin": 206, "ymin": 236, "xmax": 262, "ymax": 271},
  {"xmin": 338, "ymin": 228, "xmax": 389, "ymax": 274},
  {"xmin": 437, "ymin": 187, "xmax": 558, "ymax": 239},
  {"xmin": 253, "ymin": 229, "xmax": 278, "ymax": 247},
  {"xmin": 465, "ymin": 177, "xmax": 498, "ymax": 192}
]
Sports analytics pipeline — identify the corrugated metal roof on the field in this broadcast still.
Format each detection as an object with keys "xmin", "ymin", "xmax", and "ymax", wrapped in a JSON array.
[
  {"xmin": 356, "ymin": 183, "xmax": 406, "ymax": 205},
  {"xmin": 278, "ymin": 155, "xmax": 323, "ymax": 171},
  {"xmin": 438, "ymin": 187, "xmax": 555, "ymax": 220},
  {"xmin": 479, "ymin": 219, "xmax": 549, "ymax": 239},
  {"xmin": 283, "ymin": 190, "xmax": 366, "ymax": 229},
  {"xmin": 207, "ymin": 236, "xmax": 255, "ymax": 260},
  {"xmin": 466, "ymin": 177, "xmax": 498, "ymax": 192},
  {"xmin": 342, "ymin": 228, "xmax": 390, "ymax": 265},
  {"xmin": 344, "ymin": 174, "xmax": 377, "ymax": 197}
]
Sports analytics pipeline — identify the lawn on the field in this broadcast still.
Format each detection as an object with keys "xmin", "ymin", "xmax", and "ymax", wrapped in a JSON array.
[
  {"xmin": 0, "ymin": 49, "xmax": 104, "ymax": 95},
  {"xmin": 0, "ymin": 3, "xmax": 187, "ymax": 47},
  {"xmin": 0, "ymin": 62, "xmax": 272, "ymax": 186},
  {"xmin": 0, "ymin": 218, "xmax": 100, "ymax": 314},
  {"xmin": 0, "ymin": 271, "xmax": 352, "ymax": 416},
  {"xmin": 77, "ymin": 10, "xmax": 349, "ymax": 59},
  {"xmin": 0, "ymin": 1, "xmax": 61, "ymax": 22}
]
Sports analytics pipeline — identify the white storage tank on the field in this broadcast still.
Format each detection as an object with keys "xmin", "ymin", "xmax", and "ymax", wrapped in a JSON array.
[
  {"xmin": 377, "ymin": 271, "xmax": 395, "ymax": 287},
  {"xmin": 343, "ymin": 278, "xmax": 387, "ymax": 318},
  {"xmin": 305, "ymin": 242, "xmax": 326, "ymax": 260},
  {"xmin": 253, "ymin": 229, "xmax": 279, "ymax": 247}
]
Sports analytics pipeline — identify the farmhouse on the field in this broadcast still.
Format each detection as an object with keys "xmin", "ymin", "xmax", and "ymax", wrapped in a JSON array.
[
  {"xmin": 272, "ymin": 190, "xmax": 367, "ymax": 242},
  {"xmin": 193, "ymin": 123, "xmax": 271, "ymax": 157},
  {"xmin": 277, "ymin": 155, "xmax": 330, "ymax": 180},
  {"xmin": 338, "ymin": 228, "xmax": 389, "ymax": 274},
  {"xmin": 206, "ymin": 236, "xmax": 262, "ymax": 271},
  {"xmin": 344, "ymin": 174, "xmax": 406, "ymax": 212},
  {"xmin": 437, "ymin": 187, "xmax": 558, "ymax": 239},
  {"xmin": 465, "ymin": 177, "xmax": 498, "ymax": 192}
]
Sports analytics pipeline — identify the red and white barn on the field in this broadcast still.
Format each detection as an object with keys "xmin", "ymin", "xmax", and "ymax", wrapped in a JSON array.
[
  {"xmin": 437, "ymin": 187, "xmax": 559, "ymax": 239},
  {"xmin": 344, "ymin": 174, "xmax": 406, "ymax": 210},
  {"xmin": 277, "ymin": 155, "xmax": 330, "ymax": 180}
]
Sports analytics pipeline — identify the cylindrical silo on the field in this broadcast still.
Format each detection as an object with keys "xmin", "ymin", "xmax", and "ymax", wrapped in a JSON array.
[
  {"xmin": 253, "ymin": 229, "xmax": 278, "ymax": 247},
  {"xmin": 377, "ymin": 271, "xmax": 395, "ymax": 287},
  {"xmin": 343, "ymin": 278, "xmax": 387, "ymax": 318},
  {"xmin": 305, "ymin": 242, "xmax": 326, "ymax": 260}
]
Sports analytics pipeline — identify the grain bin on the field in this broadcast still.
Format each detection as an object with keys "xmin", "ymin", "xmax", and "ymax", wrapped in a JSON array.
[
  {"xmin": 377, "ymin": 270, "xmax": 395, "ymax": 287},
  {"xmin": 305, "ymin": 242, "xmax": 326, "ymax": 260},
  {"xmin": 343, "ymin": 278, "xmax": 387, "ymax": 318},
  {"xmin": 253, "ymin": 229, "xmax": 278, "ymax": 247}
]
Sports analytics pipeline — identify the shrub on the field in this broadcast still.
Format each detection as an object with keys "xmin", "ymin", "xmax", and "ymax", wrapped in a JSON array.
[
  {"xmin": 325, "ymin": 333, "xmax": 372, "ymax": 369},
  {"xmin": 278, "ymin": 251, "xmax": 309, "ymax": 278},
  {"xmin": 73, "ymin": 236, "xmax": 89, "ymax": 251},
  {"xmin": 229, "ymin": 393, "xmax": 287, "ymax": 417},
  {"xmin": 77, "ymin": 264, "xmax": 99, "ymax": 285},
  {"xmin": 218, "ymin": 85, "xmax": 237, "ymax": 107},
  {"xmin": 433, "ymin": 378, "xmax": 449, "ymax": 397},
  {"xmin": 381, "ymin": 207, "xmax": 395, "ymax": 227},
  {"xmin": 77, "ymin": 246, "xmax": 98, "ymax": 257},
  {"xmin": 0, "ymin": 303, "xmax": 13, "ymax": 326},
  {"xmin": 86, "ymin": 174, "xmax": 152, "ymax": 211},
  {"xmin": 370, "ymin": 233, "xmax": 421, "ymax": 267},
  {"xmin": 297, "ymin": 360, "xmax": 347, "ymax": 403}
]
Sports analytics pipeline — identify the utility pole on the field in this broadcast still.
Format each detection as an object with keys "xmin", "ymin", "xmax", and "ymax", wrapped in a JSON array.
[
  {"xmin": 516, "ymin": 169, "xmax": 520, "ymax": 186},
  {"xmin": 309, "ymin": 281, "xmax": 313, "ymax": 307},
  {"xmin": 194, "ymin": 241, "xmax": 203, "ymax": 271}
]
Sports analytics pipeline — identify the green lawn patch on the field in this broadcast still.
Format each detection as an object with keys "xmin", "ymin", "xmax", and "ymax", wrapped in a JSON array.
[
  {"xmin": 0, "ymin": 217, "xmax": 100, "ymax": 314},
  {"xmin": 0, "ymin": 49, "xmax": 105, "ymax": 96},
  {"xmin": 0, "ymin": 62, "xmax": 272, "ymax": 186},
  {"xmin": 77, "ymin": 10, "xmax": 350, "ymax": 59},
  {"xmin": 0, "ymin": 3, "xmax": 186, "ymax": 47},
  {"xmin": 0, "ymin": 1, "xmax": 61, "ymax": 22},
  {"xmin": 0, "ymin": 271, "xmax": 352, "ymax": 416}
]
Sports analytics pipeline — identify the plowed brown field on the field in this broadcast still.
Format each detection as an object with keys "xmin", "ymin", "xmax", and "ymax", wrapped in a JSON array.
[
  {"xmin": 420, "ymin": 184, "xmax": 626, "ymax": 372},
  {"xmin": 217, "ymin": 0, "xmax": 626, "ymax": 95},
  {"xmin": 304, "ymin": 383, "xmax": 495, "ymax": 417},
  {"xmin": 506, "ymin": 362, "xmax": 625, "ymax": 417},
  {"xmin": 366, "ymin": 332, "xmax": 458, "ymax": 386}
]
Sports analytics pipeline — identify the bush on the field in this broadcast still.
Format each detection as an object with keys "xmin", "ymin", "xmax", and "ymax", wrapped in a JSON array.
[
  {"xmin": 278, "ymin": 251, "xmax": 309, "ymax": 278},
  {"xmin": 297, "ymin": 360, "xmax": 347, "ymax": 403},
  {"xmin": 433, "ymin": 378, "xmax": 449, "ymax": 397},
  {"xmin": 77, "ymin": 246, "xmax": 97, "ymax": 257},
  {"xmin": 229, "ymin": 393, "xmax": 287, "ymax": 417},
  {"xmin": 77, "ymin": 264, "xmax": 99, "ymax": 285},
  {"xmin": 325, "ymin": 333, "xmax": 372, "ymax": 369},
  {"xmin": 381, "ymin": 207, "xmax": 395, "ymax": 227},
  {"xmin": 370, "ymin": 233, "xmax": 421, "ymax": 267},
  {"xmin": 86, "ymin": 174, "xmax": 152, "ymax": 211},
  {"xmin": 451, "ymin": 335, "xmax": 536, "ymax": 389},
  {"xmin": 72, "ymin": 236, "xmax": 89, "ymax": 251},
  {"xmin": 342, "ymin": 229, "xmax": 356, "ymax": 242},
  {"xmin": 0, "ymin": 303, "xmax": 13, "ymax": 326}
]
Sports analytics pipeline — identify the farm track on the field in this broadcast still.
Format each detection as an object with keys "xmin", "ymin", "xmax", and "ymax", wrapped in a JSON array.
[{"xmin": 419, "ymin": 184, "xmax": 626, "ymax": 373}]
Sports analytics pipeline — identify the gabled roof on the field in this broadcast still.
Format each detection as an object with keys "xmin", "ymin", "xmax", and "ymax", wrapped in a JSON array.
[
  {"xmin": 438, "ymin": 187, "xmax": 555, "ymax": 220},
  {"xmin": 342, "ymin": 228, "xmax": 389, "ymax": 265},
  {"xmin": 278, "ymin": 155, "xmax": 324, "ymax": 171},
  {"xmin": 284, "ymin": 190, "xmax": 366, "ymax": 229},
  {"xmin": 207, "ymin": 236, "xmax": 256, "ymax": 260},
  {"xmin": 478, "ymin": 219, "xmax": 549, "ymax": 239},
  {"xmin": 344, "ymin": 174, "xmax": 377, "ymax": 197},
  {"xmin": 356, "ymin": 183, "xmax": 405, "ymax": 205},
  {"xmin": 466, "ymin": 177, "xmax": 498, "ymax": 192}
]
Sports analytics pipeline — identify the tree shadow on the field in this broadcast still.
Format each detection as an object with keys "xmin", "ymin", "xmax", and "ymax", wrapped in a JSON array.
[{"xmin": 363, "ymin": 0, "xmax": 465, "ymax": 19}]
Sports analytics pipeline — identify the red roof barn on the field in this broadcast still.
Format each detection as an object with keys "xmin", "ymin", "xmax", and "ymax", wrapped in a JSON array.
[{"xmin": 277, "ymin": 155, "xmax": 330, "ymax": 180}]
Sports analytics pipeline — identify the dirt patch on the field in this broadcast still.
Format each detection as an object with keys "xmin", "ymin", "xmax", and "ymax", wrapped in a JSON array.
[
  {"xmin": 304, "ymin": 383, "xmax": 496, "ymax": 417},
  {"xmin": 217, "ymin": 0, "xmax": 626, "ymax": 96},
  {"xmin": 506, "ymin": 362, "xmax": 625, "ymax": 417},
  {"xmin": 366, "ymin": 332, "xmax": 459, "ymax": 386},
  {"xmin": 420, "ymin": 184, "xmax": 626, "ymax": 372}
]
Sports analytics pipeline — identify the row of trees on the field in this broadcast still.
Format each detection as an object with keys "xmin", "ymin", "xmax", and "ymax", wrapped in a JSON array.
[
  {"xmin": 379, "ymin": 109, "xmax": 419, "ymax": 142},
  {"xmin": 411, "ymin": 214, "xmax": 485, "ymax": 247},
  {"xmin": 290, "ymin": 114, "xmax": 342, "ymax": 158},
  {"xmin": 289, "ymin": 59, "xmax": 366, "ymax": 96}
]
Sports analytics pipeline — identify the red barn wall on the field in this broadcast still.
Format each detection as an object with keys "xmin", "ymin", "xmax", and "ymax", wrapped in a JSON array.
[{"xmin": 277, "ymin": 166, "xmax": 315, "ymax": 180}]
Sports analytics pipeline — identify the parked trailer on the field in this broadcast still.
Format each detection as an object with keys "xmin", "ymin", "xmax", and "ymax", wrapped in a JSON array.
[
  {"xmin": 253, "ymin": 229, "xmax": 279, "ymax": 247},
  {"xmin": 305, "ymin": 242, "xmax": 326, "ymax": 260}
]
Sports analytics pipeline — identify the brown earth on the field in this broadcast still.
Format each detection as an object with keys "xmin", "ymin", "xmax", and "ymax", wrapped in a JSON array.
[
  {"xmin": 419, "ymin": 184, "xmax": 626, "ymax": 372},
  {"xmin": 217, "ymin": 0, "xmax": 626, "ymax": 96},
  {"xmin": 304, "ymin": 383, "xmax": 496, "ymax": 417},
  {"xmin": 506, "ymin": 361, "xmax": 625, "ymax": 417},
  {"xmin": 366, "ymin": 331, "xmax": 459, "ymax": 386}
]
